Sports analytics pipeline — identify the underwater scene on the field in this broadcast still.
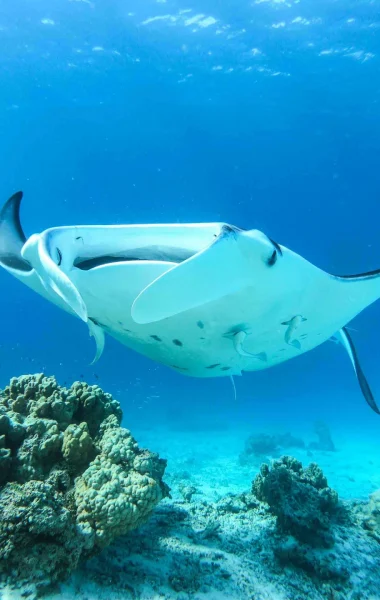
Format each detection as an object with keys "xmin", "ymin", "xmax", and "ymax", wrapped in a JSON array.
[{"xmin": 1, "ymin": 0, "xmax": 380, "ymax": 598}]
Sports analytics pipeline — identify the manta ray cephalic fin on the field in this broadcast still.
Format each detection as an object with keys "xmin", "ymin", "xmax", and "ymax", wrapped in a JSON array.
[
  {"xmin": 131, "ymin": 226, "xmax": 253, "ymax": 325},
  {"xmin": 88, "ymin": 319, "xmax": 105, "ymax": 364},
  {"xmin": 21, "ymin": 232, "xmax": 88, "ymax": 322}
]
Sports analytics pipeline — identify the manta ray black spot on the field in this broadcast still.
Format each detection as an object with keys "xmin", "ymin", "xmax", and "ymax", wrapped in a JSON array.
[
  {"xmin": 206, "ymin": 363, "xmax": 220, "ymax": 369},
  {"xmin": 151, "ymin": 335, "xmax": 162, "ymax": 342},
  {"xmin": 75, "ymin": 236, "xmax": 83, "ymax": 242},
  {"xmin": 118, "ymin": 321, "xmax": 131, "ymax": 332},
  {"xmin": 221, "ymin": 366, "xmax": 231, "ymax": 371},
  {"xmin": 172, "ymin": 339, "xmax": 183, "ymax": 346},
  {"xmin": 171, "ymin": 365, "xmax": 188, "ymax": 371},
  {"xmin": 197, "ymin": 321, "xmax": 205, "ymax": 329},
  {"xmin": 56, "ymin": 248, "xmax": 62, "ymax": 266}
]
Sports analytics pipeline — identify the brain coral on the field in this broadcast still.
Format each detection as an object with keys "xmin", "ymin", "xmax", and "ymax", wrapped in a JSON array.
[{"xmin": 0, "ymin": 373, "xmax": 169, "ymax": 596}]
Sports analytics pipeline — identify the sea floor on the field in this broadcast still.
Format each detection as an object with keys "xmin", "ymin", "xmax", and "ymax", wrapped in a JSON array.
[
  {"xmin": 135, "ymin": 425, "xmax": 380, "ymax": 503},
  {"xmin": 3, "ymin": 424, "xmax": 380, "ymax": 600}
]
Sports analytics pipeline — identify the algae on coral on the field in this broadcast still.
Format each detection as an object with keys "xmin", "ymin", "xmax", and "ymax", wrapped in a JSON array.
[
  {"xmin": 0, "ymin": 373, "xmax": 169, "ymax": 595},
  {"xmin": 252, "ymin": 455, "xmax": 338, "ymax": 547}
]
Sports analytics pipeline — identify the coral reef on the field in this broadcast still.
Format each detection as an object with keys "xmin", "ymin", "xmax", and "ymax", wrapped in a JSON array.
[
  {"xmin": 309, "ymin": 420, "xmax": 336, "ymax": 452},
  {"xmin": 352, "ymin": 489, "xmax": 380, "ymax": 543},
  {"xmin": 252, "ymin": 455, "xmax": 339, "ymax": 546},
  {"xmin": 239, "ymin": 422, "xmax": 336, "ymax": 468},
  {"xmin": 364, "ymin": 489, "xmax": 380, "ymax": 542},
  {"xmin": 0, "ymin": 373, "xmax": 169, "ymax": 595},
  {"xmin": 178, "ymin": 482, "xmax": 197, "ymax": 502},
  {"xmin": 44, "ymin": 478, "xmax": 380, "ymax": 600},
  {"xmin": 239, "ymin": 431, "xmax": 305, "ymax": 465},
  {"xmin": 2, "ymin": 429, "xmax": 380, "ymax": 600},
  {"xmin": 0, "ymin": 478, "xmax": 83, "ymax": 590}
]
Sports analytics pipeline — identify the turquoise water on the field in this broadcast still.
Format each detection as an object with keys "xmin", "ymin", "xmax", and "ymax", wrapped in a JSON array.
[{"xmin": 0, "ymin": 0, "xmax": 380, "ymax": 598}]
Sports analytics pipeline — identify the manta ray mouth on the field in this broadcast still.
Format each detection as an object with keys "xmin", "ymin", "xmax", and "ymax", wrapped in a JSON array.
[
  {"xmin": 73, "ymin": 246, "xmax": 195, "ymax": 270},
  {"xmin": 0, "ymin": 190, "xmax": 222, "ymax": 274},
  {"xmin": 71, "ymin": 226, "xmax": 257, "ymax": 272}
]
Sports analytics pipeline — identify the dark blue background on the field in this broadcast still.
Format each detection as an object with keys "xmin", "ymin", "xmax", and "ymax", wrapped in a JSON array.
[{"xmin": 1, "ymin": 0, "xmax": 380, "ymax": 434}]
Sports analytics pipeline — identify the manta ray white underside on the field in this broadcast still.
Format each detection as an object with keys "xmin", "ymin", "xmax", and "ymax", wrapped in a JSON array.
[{"xmin": 0, "ymin": 191, "xmax": 379, "ymax": 414}]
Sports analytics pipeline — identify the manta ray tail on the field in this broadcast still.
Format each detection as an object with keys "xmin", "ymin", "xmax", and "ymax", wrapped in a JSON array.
[
  {"xmin": 333, "ymin": 328, "xmax": 380, "ymax": 415},
  {"xmin": 230, "ymin": 375, "xmax": 237, "ymax": 401}
]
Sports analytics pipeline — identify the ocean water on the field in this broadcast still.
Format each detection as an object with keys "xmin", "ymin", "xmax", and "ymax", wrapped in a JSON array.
[{"xmin": 1, "ymin": 0, "xmax": 380, "ymax": 598}]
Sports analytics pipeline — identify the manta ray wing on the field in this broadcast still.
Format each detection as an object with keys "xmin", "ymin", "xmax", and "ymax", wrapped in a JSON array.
[
  {"xmin": 333, "ymin": 328, "xmax": 380, "ymax": 415},
  {"xmin": 0, "ymin": 191, "xmax": 31, "ymax": 272}
]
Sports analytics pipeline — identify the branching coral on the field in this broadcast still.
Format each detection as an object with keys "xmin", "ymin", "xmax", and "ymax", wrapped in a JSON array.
[{"xmin": 0, "ymin": 373, "xmax": 169, "ymax": 595}]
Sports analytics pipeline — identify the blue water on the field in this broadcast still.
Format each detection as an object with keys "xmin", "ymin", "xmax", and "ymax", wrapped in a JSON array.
[{"xmin": 1, "ymin": 0, "xmax": 380, "ymax": 442}]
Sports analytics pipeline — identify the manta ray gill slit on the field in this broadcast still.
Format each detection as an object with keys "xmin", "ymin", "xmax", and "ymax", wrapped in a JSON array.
[
  {"xmin": 56, "ymin": 248, "xmax": 62, "ymax": 266},
  {"xmin": 219, "ymin": 224, "xmax": 245, "ymax": 239},
  {"xmin": 266, "ymin": 237, "xmax": 283, "ymax": 267}
]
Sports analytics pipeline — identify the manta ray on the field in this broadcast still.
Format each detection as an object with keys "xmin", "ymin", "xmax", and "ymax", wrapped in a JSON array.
[{"xmin": 0, "ymin": 191, "xmax": 379, "ymax": 414}]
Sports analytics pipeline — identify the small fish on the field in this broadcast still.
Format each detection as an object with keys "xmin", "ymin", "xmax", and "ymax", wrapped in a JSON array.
[
  {"xmin": 281, "ymin": 315, "xmax": 307, "ymax": 349},
  {"xmin": 231, "ymin": 330, "xmax": 267, "ymax": 361}
]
